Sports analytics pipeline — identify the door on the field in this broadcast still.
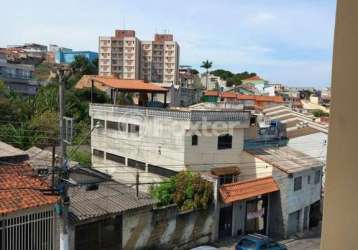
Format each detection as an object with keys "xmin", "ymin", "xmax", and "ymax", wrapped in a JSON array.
[
  {"xmin": 219, "ymin": 205, "xmax": 233, "ymax": 239},
  {"xmin": 287, "ymin": 210, "xmax": 300, "ymax": 236}
]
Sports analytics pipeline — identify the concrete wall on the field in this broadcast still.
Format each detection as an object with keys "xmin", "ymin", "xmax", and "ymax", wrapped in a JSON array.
[
  {"xmin": 90, "ymin": 107, "xmax": 248, "ymax": 172},
  {"xmin": 321, "ymin": 1, "xmax": 358, "ymax": 249},
  {"xmin": 122, "ymin": 205, "xmax": 214, "ymax": 250},
  {"xmin": 272, "ymin": 168, "xmax": 322, "ymax": 238}
]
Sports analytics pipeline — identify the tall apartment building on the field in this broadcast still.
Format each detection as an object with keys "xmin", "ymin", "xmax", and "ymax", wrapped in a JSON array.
[
  {"xmin": 99, "ymin": 30, "xmax": 180, "ymax": 84},
  {"xmin": 99, "ymin": 30, "xmax": 141, "ymax": 79},
  {"xmin": 140, "ymin": 34, "xmax": 180, "ymax": 84}
]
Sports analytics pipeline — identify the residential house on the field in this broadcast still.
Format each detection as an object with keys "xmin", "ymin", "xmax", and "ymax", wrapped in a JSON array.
[
  {"xmin": 0, "ymin": 141, "xmax": 59, "ymax": 250},
  {"xmin": 200, "ymin": 73, "xmax": 227, "ymax": 90},
  {"xmin": 89, "ymin": 103, "xmax": 250, "ymax": 178},
  {"xmin": 208, "ymin": 146, "xmax": 323, "ymax": 240}
]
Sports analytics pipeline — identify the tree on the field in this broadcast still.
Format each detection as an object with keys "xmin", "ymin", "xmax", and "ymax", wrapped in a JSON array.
[
  {"xmin": 150, "ymin": 171, "xmax": 213, "ymax": 211},
  {"xmin": 201, "ymin": 60, "xmax": 213, "ymax": 89}
]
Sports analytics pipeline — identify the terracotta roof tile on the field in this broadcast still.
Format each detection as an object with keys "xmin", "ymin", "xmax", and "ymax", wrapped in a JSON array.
[
  {"xmin": 219, "ymin": 177, "xmax": 279, "ymax": 204},
  {"xmin": 243, "ymin": 76, "xmax": 263, "ymax": 81},
  {"xmin": 92, "ymin": 76, "xmax": 168, "ymax": 92},
  {"xmin": 0, "ymin": 163, "xmax": 58, "ymax": 215}
]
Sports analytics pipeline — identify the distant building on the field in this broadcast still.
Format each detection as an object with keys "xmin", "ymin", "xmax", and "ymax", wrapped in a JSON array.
[
  {"xmin": 99, "ymin": 29, "xmax": 180, "ymax": 84},
  {"xmin": 55, "ymin": 50, "xmax": 98, "ymax": 64},
  {"xmin": 200, "ymin": 73, "xmax": 227, "ymax": 90},
  {"xmin": 0, "ymin": 60, "xmax": 42, "ymax": 95}
]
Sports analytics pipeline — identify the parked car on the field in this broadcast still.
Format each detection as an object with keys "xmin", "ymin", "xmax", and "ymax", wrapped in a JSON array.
[{"xmin": 236, "ymin": 234, "xmax": 287, "ymax": 250}]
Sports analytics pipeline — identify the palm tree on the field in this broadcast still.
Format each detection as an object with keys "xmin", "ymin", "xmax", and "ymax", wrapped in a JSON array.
[{"xmin": 201, "ymin": 60, "xmax": 213, "ymax": 89}]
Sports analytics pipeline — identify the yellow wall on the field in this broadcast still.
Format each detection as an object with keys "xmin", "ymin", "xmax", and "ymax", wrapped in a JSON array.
[{"xmin": 321, "ymin": 1, "xmax": 358, "ymax": 249}]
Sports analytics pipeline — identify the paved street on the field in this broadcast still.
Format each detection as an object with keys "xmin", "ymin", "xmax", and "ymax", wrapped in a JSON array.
[{"xmin": 213, "ymin": 227, "xmax": 321, "ymax": 250}]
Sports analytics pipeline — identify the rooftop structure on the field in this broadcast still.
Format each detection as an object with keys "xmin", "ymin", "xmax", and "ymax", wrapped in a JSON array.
[{"xmin": 246, "ymin": 146, "xmax": 323, "ymax": 174}]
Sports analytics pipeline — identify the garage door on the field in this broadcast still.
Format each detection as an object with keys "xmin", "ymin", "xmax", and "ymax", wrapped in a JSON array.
[{"xmin": 287, "ymin": 210, "xmax": 300, "ymax": 236}]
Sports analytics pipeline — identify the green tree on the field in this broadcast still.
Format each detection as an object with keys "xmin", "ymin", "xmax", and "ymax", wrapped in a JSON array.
[
  {"xmin": 201, "ymin": 60, "xmax": 213, "ymax": 89},
  {"xmin": 150, "ymin": 171, "xmax": 213, "ymax": 211}
]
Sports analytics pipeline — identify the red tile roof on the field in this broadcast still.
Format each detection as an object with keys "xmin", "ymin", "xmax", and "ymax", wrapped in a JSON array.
[
  {"xmin": 204, "ymin": 90, "xmax": 237, "ymax": 98},
  {"xmin": 0, "ymin": 164, "xmax": 58, "ymax": 215},
  {"xmin": 243, "ymin": 76, "xmax": 263, "ymax": 81},
  {"xmin": 237, "ymin": 94, "xmax": 284, "ymax": 103},
  {"xmin": 92, "ymin": 76, "xmax": 168, "ymax": 93},
  {"xmin": 219, "ymin": 177, "xmax": 279, "ymax": 204}
]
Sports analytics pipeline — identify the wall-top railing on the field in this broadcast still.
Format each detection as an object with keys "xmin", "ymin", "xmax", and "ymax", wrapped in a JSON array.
[{"xmin": 90, "ymin": 103, "xmax": 250, "ymax": 122}]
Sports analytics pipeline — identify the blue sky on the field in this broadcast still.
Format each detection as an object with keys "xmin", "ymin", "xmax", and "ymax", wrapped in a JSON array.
[{"xmin": 2, "ymin": 0, "xmax": 336, "ymax": 87}]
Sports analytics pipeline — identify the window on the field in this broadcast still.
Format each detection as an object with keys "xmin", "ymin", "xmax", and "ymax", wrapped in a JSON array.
[
  {"xmin": 314, "ymin": 170, "xmax": 321, "ymax": 184},
  {"xmin": 307, "ymin": 175, "xmax": 311, "ymax": 184},
  {"xmin": 119, "ymin": 122, "xmax": 126, "ymax": 132},
  {"xmin": 106, "ymin": 121, "xmax": 118, "ymax": 130},
  {"xmin": 294, "ymin": 176, "xmax": 302, "ymax": 191},
  {"xmin": 93, "ymin": 149, "xmax": 104, "ymax": 158},
  {"xmin": 106, "ymin": 153, "xmax": 125, "ymax": 164},
  {"xmin": 127, "ymin": 159, "xmax": 146, "ymax": 170},
  {"xmin": 218, "ymin": 134, "xmax": 233, "ymax": 150},
  {"xmin": 93, "ymin": 119, "xmax": 105, "ymax": 128},
  {"xmin": 219, "ymin": 175, "xmax": 237, "ymax": 185},
  {"xmin": 192, "ymin": 135, "xmax": 198, "ymax": 146},
  {"xmin": 128, "ymin": 124, "xmax": 140, "ymax": 135},
  {"xmin": 148, "ymin": 164, "xmax": 177, "ymax": 177}
]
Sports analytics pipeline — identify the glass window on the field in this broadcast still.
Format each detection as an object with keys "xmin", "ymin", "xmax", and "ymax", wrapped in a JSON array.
[
  {"xmin": 106, "ymin": 153, "xmax": 125, "ymax": 164},
  {"xmin": 119, "ymin": 122, "xmax": 126, "ymax": 132},
  {"xmin": 93, "ymin": 149, "xmax": 104, "ymax": 158},
  {"xmin": 93, "ymin": 119, "xmax": 105, "ymax": 129},
  {"xmin": 192, "ymin": 135, "xmax": 198, "ymax": 146},
  {"xmin": 106, "ymin": 121, "xmax": 118, "ymax": 130},
  {"xmin": 218, "ymin": 134, "xmax": 233, "ymax": 150},
  {"xmin": 314, "ymin": 170, "xmax": 321, "ymax": 184},
  {"xmin": 307, "ymin": 175, "xmax": 311, "ymax": 184},
  {"xmin": 128, "ymin": 124, "xmax": 139, "ymax": 135},
  {"xmin": 294, "ymin": 176, "xmax": 302, "ymax": 191}
]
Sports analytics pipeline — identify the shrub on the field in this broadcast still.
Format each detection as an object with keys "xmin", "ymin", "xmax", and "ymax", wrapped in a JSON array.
[{"xmin": 150, "ymin": 171, "xmax": 213, "ymax": 211}]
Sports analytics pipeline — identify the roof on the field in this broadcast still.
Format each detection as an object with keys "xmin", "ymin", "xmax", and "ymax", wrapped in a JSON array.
[
  {"xmin": 0, "ymin": 163, "xmax": 58, "ymax": 215},
  {"xmin": 68, "ymin": 180, "xmax": 155, "ymax": 223},
  {"xmin": 92, "ymin": 76, "xmax": 168, "ymax": 93},
  {"xmin": 237, "ymin": 94, "xmax": 284, "ymax": 103},
  {"xmin": 219, "ymin": 177, "xmax": 279, "ymax": 204},
  {"xmin": 211, "ymin": 166, "xmax": 241, "ymax": 176},
  {"xmin": 204, "ymin": 90, "xmax": 237, "ymax": 98},
  {"xmin": 0, "ymin": 141, "xmax": 28, "ymax": 161},
  {"xmin": 243, "ymin": 76, "xmax": 263, "ymax": 81},
  {"xmin": 246, "ymin": 146, "xmax": 323, "ymax": 174}
]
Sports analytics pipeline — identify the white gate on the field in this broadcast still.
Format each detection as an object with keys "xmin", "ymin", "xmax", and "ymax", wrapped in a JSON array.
[{"xmin": 0, "ymin": 207, "xmax": 55, "ymax": 250}]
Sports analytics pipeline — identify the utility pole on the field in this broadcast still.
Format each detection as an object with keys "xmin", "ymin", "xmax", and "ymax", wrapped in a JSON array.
[
  {"xmin": 136, "ymin": 171, "xmax": 139, "ymax": 198},
  {"xmin": 57, "ymin": 66, "xmax": 70, "ymax": 250}
]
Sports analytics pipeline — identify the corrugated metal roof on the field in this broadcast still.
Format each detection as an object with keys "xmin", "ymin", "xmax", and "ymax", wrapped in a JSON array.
[
  {"xmin": 246, "ymin": 146, "xmax": 323, "ymax": 174},
  {"xmin": 68, "ymin": 180, "xmax": 156, "ymax": 223},
  {"xmin": 219, "ymin": 176, "xmax": 279, "ymax": 204},
  {"xmin": 0, "ymin": 141, "xmax": 28, "ymax": 159}
]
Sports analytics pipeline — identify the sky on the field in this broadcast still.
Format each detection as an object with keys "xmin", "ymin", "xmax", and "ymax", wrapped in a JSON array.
[{"xmin": 2, "ymin": 0, "xmax": 336, "ymax": 87}]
